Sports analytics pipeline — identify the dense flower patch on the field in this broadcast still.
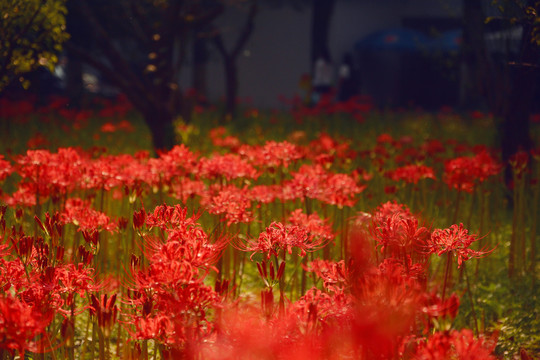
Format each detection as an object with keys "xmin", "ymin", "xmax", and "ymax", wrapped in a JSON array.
[{"xmin": 0, "ymin": 100, "xmax": 539, "ymax": 359}]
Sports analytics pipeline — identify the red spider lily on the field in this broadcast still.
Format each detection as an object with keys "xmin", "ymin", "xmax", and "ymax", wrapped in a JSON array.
[
  {"xmin": 90, "ymin": 293, "xmax": 118, "ymax": 337},
  {"xmin": 372, "ymin": 201, "xmax": 415, "ymax": 223},
  {"xmin": 373, "ymin": 213, "xmax": 429, "ymax": 257},
  {"xmin": 378, "ymin": 257, "xmax": 427, "ymax": 285},
  {"xmin": 249, "ymin": 184, "xmax": 282, "ymax": 204},
  {"xmin": 321, "ymin": 172, "xmax": 366, "ymax": 207},
  {"xmin": 289, "ymin": 287, "xmax": 353, "ymax": 334},
  {"xmin": 34, "ymin": 212, "xmax": 64, "ymax": 244},
  {"xmin": 126, "ymin": 205, "xmax": 223, "ymax": 353},
  {"xmin": 54, "ymin": 263, "xmax": 101, "ymax": 308},
  {"xmin": 420, "ymin": 139, "xmax": 446, "ymax": 157},
  {"xmin": 238, "ymin": 140, "xmax": 304, "ymax": 170},
  {"xmin": 243, "ymin": 221, "xmax": 324, "ymax": 259},
  {"xmin": 414, "ymin": 329, "xmax": 497, "ymax": 359},
  {"xmin": 428, "ymin": 224, "xmax": 493, "ymax": 267},
  {"xmin": 421, "ymin": 291, "xmax": 460, "ymax": 321},
  {"xmin": 143, "ymin": 207, "xmax": 228, "ymax": 269},
  {"xmin": 61, "ymin": 198, "xmax": 118, "ymax": 233},
  {"xmin": 371, "ymin": 202, "xmax": 430, "ymax": 266},
  {"xmin": 151, "ymin": 144, "xmax": 199, "ymax": 185},
  {"xmin": 100, "ymin": 122, "xmax": 117, "ymax": 133},
  {"xmin": 128, "ymin": 271, "xmax": 219, "ymax": 348},
  {"xmin": 4, "ymin": 183, "xmax": 39, "ymax": 207},
  {"xmin": 200, "ymin": 301, "xmax": 349, "ymax": 359},
  {"xmin": 197, "ymin": 153, "xmax": 258, "ymax": 181},
  {"xmin": 444, "ymin": 150, "xmax": 502, "ymax": 193},
  {"xmin": 132, "ymin": 208, "xmax": 146, "ymax": 230},
  {"xmin": 307, "ymin": 132, "xmax": 355, "ymax": 161},
  {"xmin": 386, "ymin": 164, "xmax": 436, "ymax": 184},
  {"xmin": 200, "ymin": 184, "xmax": 254, "ymax": 226},
  {"xmin": 284, "ymin": 164, "xmax": 328, "ymax": 200},
  {"xmin": 81, "ymin": 154, "xmax": 145, "ymax": 191},
  {"xmin": 287, "ymin": 208, "xmax": 335, "ymax": 243},
  {"xmin": 304, "ymin": 259, "xmax": 350, "ymax": 293},
  {"xmin": 349, "ymin": 266, "xmax": 425, "ymax": 358},
  {"xmin": 171, "ymin": 178, "xmax": 207, "ymax": 203},
  {"xmin": 144, "ymin": 204, "xmax": 202, "ymax": 233},
  {"xmin": 256, "ymin": 259, "xmax": 286, "ymax": 288},
  {"xmin": 0, "ymin": 155, "xmax": 13, "ymax": 182},
  {"xmin": 377, "ymin": 133, "xmax": 396, "ymax": 145},
  {"xmin": 209, "ymin": 126, "xmax": 242, "ymax": 150},
  {"xmin": 14, "ymin": 148, "xmax": 86, "ymax": 203},
  {"xmin": 0, "ymin": 293, "xmax": 54, "ymax": 357}
]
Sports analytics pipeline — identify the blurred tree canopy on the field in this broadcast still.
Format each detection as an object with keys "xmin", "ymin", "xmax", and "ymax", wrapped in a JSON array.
[{"xmin": 0, "ymin": 0, "xmax": 68, "ymax": 92}]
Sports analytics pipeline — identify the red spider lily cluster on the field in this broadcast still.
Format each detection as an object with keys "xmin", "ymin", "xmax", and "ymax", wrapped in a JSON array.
[{"xmin": 2, "ymin": 107, "xmax": 539, "ymax": 359}]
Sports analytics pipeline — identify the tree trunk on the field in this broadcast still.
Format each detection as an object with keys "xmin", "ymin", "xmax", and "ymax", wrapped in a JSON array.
[
  {"xmin": 311, "ymin": 0, "xmax": 336, "ymax": 66},
  {"xmin": 223, "ymin": 58, "xmax": 238, "ymax": 120},
  {"xmin": 501, "ymin": 56, "xmax": 537, "ymax": 178},
  {"xmin": 192, "ymin": 28, "xmax": 209, "ymax": 102},
  {"xmin": 501, "ymin": 1, "xmax": 539, "ymax": 181},
  {"xmin": 143, "ymin": 108, "xmax": 177, "ymax": 153},
  {"xmin": 460, "ymin": 0, "xmax": 490, "ymax": 109}
]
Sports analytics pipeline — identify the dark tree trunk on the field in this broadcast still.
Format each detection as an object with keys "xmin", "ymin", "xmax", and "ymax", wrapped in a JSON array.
[
  {"xmin": 460, "ymin": 0, "xmax": 489, "ymax": 109},
  {"xmin": 212, "ymin": 0, "xmax": 257, "ymax": 122},
  {"xmin": 144, "ymin": 108, "xmax": 177, "ymax": 152},
  {"xmin": 223, "ymin": 58, "xmax": 238, "ymax": 120},
  {"xmin": 501, "ymin": 18, "xmax": 539, "ymax": 177},
  {"xmin": 311, "ymin": 0, "xmax": 335, "ymax": 66},
  {"xmin": 192, "ymin": 28, "xmax": 209, "ymax": 101}
]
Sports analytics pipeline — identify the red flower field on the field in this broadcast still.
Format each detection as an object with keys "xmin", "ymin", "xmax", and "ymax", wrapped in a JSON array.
[{"xmin": 0, "ymin": 96, "xmax": 538, "ymax": 359}]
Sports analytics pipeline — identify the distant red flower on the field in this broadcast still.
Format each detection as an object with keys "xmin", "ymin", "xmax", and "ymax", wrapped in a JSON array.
[
  {"xmin": 288, "ymin": 208, "xmax": 334, "ymax": 243},
  {"xmin": 197, "ymin": 153, "xmax": 258, "ymax": 181},
  {"xmin": 61, "ymin": 198, "xmax": 118, "ymax": 233},
  {"xmin": 386, "ymin": 164, "xmax": 436, "ymax": 184},
  {"xmin": 201, "ymin": 184, "xmax": 254, "ymax": 225},
  {"xmin": 100, "ymin": 122, "xmax": 117, "ymax": 132},
  {"xmin": 249, "ymin": 184, "xmax": 282, "ymax": 204},
  {"xmin": 444, "ymin": 150, "xmax": 502, "ymax": 192},
  {"xmin": 209, "ymin": 127, "xmax": 242, "ymax": 150},
  {"xmin": 239, "ymin": 140, "xmax": 303, "ymax": 170},
  {"xmin": 0, "ymin": 155, "xmax": 13, "ymax": 182}
]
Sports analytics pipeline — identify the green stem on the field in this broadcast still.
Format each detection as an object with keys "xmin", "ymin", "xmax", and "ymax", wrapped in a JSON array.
[{"xmin": 442, "ymin": 252, "xmax": 452, "ymax": 301}]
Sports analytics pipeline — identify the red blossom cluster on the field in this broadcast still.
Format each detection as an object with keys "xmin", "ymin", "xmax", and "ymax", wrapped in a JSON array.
[
  {"xmin": 444, "ymin": 150, "xmax": 502, "ymax": 192},
  {"xmin": 126, "ymin": 205, "xmax": 226, "ymax": 355},
  {"xmin": 0, "ymin": 209, "xmax": 101, "ymax": 356}
]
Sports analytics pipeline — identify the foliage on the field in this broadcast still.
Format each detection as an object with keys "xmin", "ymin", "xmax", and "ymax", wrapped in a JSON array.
[{"xmin": 0, "ymin": 0, "xmax": 68, "ymax": 91}]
